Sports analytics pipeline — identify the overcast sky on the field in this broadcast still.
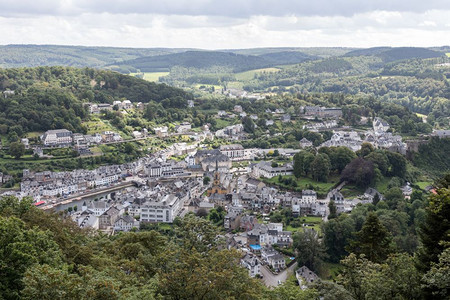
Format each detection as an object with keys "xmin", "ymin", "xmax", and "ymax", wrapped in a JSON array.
[{"xmin": 0, "ymin": 0, "xmax": 449, "ymax": 49}]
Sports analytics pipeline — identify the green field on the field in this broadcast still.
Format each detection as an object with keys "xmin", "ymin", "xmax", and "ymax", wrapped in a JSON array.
[
  {"xmin": 143, "ymin": 72, "xmax": 170, "ymax": 82},
  {"xmin": 194, "ymin": 84, "xmax": 223, "ymax": 91},
  {"xmin": 286, "ymin": 216, "xmax": 323, "ymax": 234},
  {"xmin": 321, "ymin": 262, "xmax": 343, "ymax": 280},
  {"xmin": 264, "ymin": 175, "xmax": 338, "ymax": 196},
  {"xmin": 235, "ymin": 67, "xmax": 281, "ymax": 81},
  {"xmin": 446, "ymin": 53, "xmax": 450, "ymax": 57},
  {"xmin": 83, "ymin": 119, "xmax": 116, "ymax": 135},
  {"xmin": 25, "ymin": 132, "xmax": 43, "ymax": 139},
  {"xmin": 416, "ymin": 181, "xmax": 432, "ymax": 190}
]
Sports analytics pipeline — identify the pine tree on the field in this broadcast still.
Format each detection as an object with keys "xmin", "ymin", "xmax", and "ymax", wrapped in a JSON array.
[
  {"xmin": 347, "ymin": 213, "xmax": 392, "ymax": 263},
  {"xmin": 417, "ymin": 188, "xmax": 450, "ymax": 273}
]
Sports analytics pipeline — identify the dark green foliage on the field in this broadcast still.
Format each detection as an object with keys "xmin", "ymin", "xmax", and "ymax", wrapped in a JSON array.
[
  {"xmin": 308, "ymin": 58, "xmax": 353, "ymax": 73},
  {"xmin": 242, "ymin": 116, "xmax": 256, "ymax": 133},
  {"xmin": 412, "ymin": 137, "xmax": 450, "ymax": 176},
  {"xmin": 293, "ymin": 151, "xmax": 315, "ymax": 178},
  {"xmin": 347, "ymin": 213, "xmax": 393, "ymax": 263},
  {"xmin": 0, "ymin": 66, "xmax": 190, "ymax": 135},
  {"xmin": 293, "ymin": 230, "xmax": 326, "ymax": 273},
  {"xmin": 328, "ymin": 200, "xmax": 337, "ymax": 219},
  {"xmin": 322, "ymin": 214, "xmax": 355, "ymax": 263},
  {"xmin": 114, "ymin": 51, "xmax": 275, "ymax": 72},
  {"xmin": 341, "ymin": 158, "xmax": 375, "ymax": 188},
  {"xmin": 417, "ymin": 188, "xmax": 450, "ymax": 273},
  {"xmin": 258, "ymin": 51, "xmax": 318, "ymax": 65},
  {"xmin": 310, "ymin": 153, "xmax": 331, "ymax": 182},
  {"xmin": 0, "ymin": 45, "xmax": 189, "ymax": 68},
  {"xmin": 0, "ymin": 197, "xmax": 266, "ymax": 300},
  {"xmin": 9, "ymin": 142, "xmax": 25, "ymax": 159},
  {"xmin": 376, "ymin": 47, "xmax": 443, "ymax": 62}
]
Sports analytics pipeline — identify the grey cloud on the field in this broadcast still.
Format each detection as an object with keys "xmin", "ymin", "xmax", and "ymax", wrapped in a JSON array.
[{"xmin": 1, "ymin": 0, "xmax": 449, "ymax": 18}]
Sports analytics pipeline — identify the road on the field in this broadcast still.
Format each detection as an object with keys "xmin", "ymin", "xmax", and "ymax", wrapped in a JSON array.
[{"xmin": 260, "ymin": 262, "xmax": 298, "ymax": 287}]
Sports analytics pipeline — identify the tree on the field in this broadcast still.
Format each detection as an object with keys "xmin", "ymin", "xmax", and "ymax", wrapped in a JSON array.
[
  {"xmin": 417, "ymin": 187, "xmax": 450, "ymax": 273},
  {"xmin": 384, "ymin": 187, "xmax": 403, "ymax": 209},
  {"xmin": 356, "ymin": 142, "xmax": 374, "ymax": 157},
  {"xmin": 328, "ymin": 200, "xmax": 337, "ymax": 219},
  {"xmin": 366, "ymin": 150, "xmax": 389, "ymax": 175},
  {"xmin": 268, "ymin": 279, "xmax": 318, "ymax": 300},
  {"xmin": 347, "ymin": 213, "xmax": 393, "ymax": 263},
  {"xmin": 0, "ymin": 216, "xmax": 63, "ymax": 298},
  {"xmin": 331, "ymin": 147, "xmax": 356, "ymax": 173},
  {"xmin": 310, "ymin": 153, "xmax": 331, "ymax": 182},
  {"xmin": 9, "ymin": 141, "xmax": 25, "ymax": 159},
  {"xmin": 242, "ymin": 116, "xmax": 255, "ymax": 133},
  {"xmin": 322, "ymin": 214, "xmax": 356, "ymax": 263},
  {"xmin": 386, "ymin": 151, "xmax": 407, "ymax": 178},
  {"xmin": 337, "ymin": 253, "xmax": 422, "ymax": 300},
  {"xmin": 341, "ymin": 158, "xmax": 374, "ymax": 188},
  {"xmin": 293, "ymin": 151, "xmax": 315, "ymax": 178},
  {"xmin": 423, "ymin": 245, "xmax": 450, "ymax": 299},
  {"xmin": 203, "ymin": 176, "xmax": 211, "ymax": 185},
  {"xmin": 293, "ymin": 230, "xmax": 326, "ymax": 273},
  {"xmin": 372, "ymin": 193, "xmax": 380, "ymax": 205}
]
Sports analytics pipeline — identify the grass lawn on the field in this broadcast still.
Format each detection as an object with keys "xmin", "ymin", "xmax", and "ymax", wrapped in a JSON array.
[
  {"xmin": 25, "ymin": 131, "xmax": 43, "ymax": 139},
  {"xmin": 83, "ymin": 119, "xmax": 117, "ymax": 135},
  {"xmin": 226, "ymin": 81, "xmax": 244, "ymax": 89},
  {"xmin": 235, "ymin": 67, "xmax": 281, "ymax": 81},
  {"xmin": 265, "ymin": 175, "xmax": 338, "ymax": 196},
  {"xmin": 215, "ymin": 118, "xmax": 232, "ymax": 129},
  {"xmin": 286, "ymin": 216, "xmax": 322, "ymax": 234},
  {"xmin": 374, "ymin": 176, "xmax": 390, "ymax": 194},
  {"xmin": 340, "ymin": 184, "xmax": 365, "ymax": 198},
  {"xmin": 416, "ymin": 181, "xmax": 432, "ymax": 190},
  {"xmin": 143, "ymin": 72, "xmax": 170, "ymax": 82},
  {"xmin": 321, "ymin": 262, "xmax": 343, "ymax": 280}
]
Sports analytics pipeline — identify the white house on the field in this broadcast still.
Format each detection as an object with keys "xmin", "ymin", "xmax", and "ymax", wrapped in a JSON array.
[
  {"xmin": 241, "ymin": 254, "xmax": 261, "ymax": 278},
  {"xmin": 219, "ymin": 144, "xmax": 245, "ymax": 159},
  {"xmin": 41, "ymin": 129, "xmax": 73, "ymax": 147},
  {"xmin": 114, "ymin": 215, "xmax": 139, "ymax": 232},
  {"xmin": 373, "ymin": 117, "xmax": 390, "ymax": 133}
]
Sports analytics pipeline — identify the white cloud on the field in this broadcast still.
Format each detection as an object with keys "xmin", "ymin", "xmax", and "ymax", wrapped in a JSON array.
[{"xmin": 0, "ymin": 3, "xmax": 449, "ymax": 49}]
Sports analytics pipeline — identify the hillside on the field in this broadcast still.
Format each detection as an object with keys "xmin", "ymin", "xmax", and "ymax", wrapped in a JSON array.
[
  {"xmin": 0, "ymin": 66, "xmax": 190, "ymax": 134},
  {"xmin": 258, "ymin": 51, "xmax": 318, "ymax": 65},
  {"xmin": 0, "ymin": 45, "xmax": 191, "ymax": 68},
  {"xmin": 111, "ymin": 50, "xmax": 277, "ymax": 73},
  {"xmin": 344, "ymin": 46, "xmax": 443, "ymax": 62}
]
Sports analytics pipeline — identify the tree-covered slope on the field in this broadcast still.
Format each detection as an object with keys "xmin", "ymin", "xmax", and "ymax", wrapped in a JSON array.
[
  {"xmin": 344, "ymin": 47, "xmax": 443, "ymax": 62},
  {"xmin": 258, "ymin": 51, "xmax": 318, "ymax": 65},
  {"xmin": 0, "ymin": 66, "xmax": 191, "ymax": 133},
  {"xmin": 0, "ymin": 45, "xmax": 191, "ymax": 68},
  {"xmin": 112, "ymin": 50, "xmax": 275, "ymax": 72}
]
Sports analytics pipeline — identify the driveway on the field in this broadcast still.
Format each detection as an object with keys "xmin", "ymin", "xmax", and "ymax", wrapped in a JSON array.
[{"xmin": 260, "ymin": 262, "xmax": 298, "ymax": 287}]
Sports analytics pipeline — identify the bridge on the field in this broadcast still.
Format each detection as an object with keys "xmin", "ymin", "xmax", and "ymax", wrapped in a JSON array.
[{"xmin": 42, "ymin": 181, "xmax": 134, "ymax": 211}]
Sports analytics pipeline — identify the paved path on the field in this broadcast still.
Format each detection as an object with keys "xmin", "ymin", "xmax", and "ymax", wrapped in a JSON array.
[{"xmin": 260, "ymin": 262, "xmax": 298, "ymax": 287}]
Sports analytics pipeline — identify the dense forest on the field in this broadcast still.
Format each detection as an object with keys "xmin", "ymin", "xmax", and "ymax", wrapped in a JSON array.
[
  {"xmin": 0, "ymin": 67, "xmax": 191, "ymax": 134},
  {"xmin": 0, "ymin": 45, "xmax": 190, "ymax": 68},
  {"xmin": 0, "ymin": 174, "xmax": 448, "ymax": 299},
  {"xmin": 110, "ymin": 51, "xmax": 286, "ymax": 73}
]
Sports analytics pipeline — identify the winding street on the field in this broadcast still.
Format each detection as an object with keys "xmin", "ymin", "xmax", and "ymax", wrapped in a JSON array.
[{"xmin": 260, "ymin": 262, "xmax": 298, "ymax": 287}]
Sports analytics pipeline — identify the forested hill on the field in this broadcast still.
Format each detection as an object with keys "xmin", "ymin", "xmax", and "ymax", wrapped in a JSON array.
[
  {"xmin": 0, "ymin": 45, "xmax": 191, "ymax": 68},
  {"xmin": 110, "ymin": 50, "xmax": 277, "ymax": 73},
  {"xmin": 344, "ymin": 47, "xmax": 443, "ymax": 62},
  {"xmin": 0, "ymin": 66, "xmax": 191, "ymax": 133}
]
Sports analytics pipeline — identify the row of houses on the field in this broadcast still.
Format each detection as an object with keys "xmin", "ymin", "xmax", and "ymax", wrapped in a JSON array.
[
  {"xmin": 302, "ymin": 106, "xmax": 343, "ymax": 119},
  {"xmin": 41, "ymin": 129, "xmax": 122, "ymax": 148}
]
